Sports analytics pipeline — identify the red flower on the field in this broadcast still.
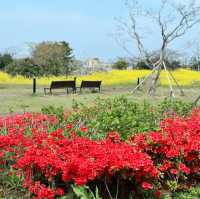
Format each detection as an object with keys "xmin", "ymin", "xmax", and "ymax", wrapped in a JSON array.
[
  {"xmin": 142, "ymin": 182, "xmax": 153, "ymax": 190},
  {"xmin": 170, "ymin": 169, "xmax": 178, "ymax": 175},
  {"xmin": 159, "ymin": 162, "xmax": 173, "ymax": 171},
  {"xmin": 179, "ymin": 163, "xmax": 190, "ymax": 174},
  {"xmin": 0, "ymin": 152, "xmax": 4, "ymax": 158},
  {"xmin": 66, "ymin": 123, "xmax": 73, "ymax": 129},
  {"xmin": 55, "ymin": 188, "xmax": 64, "ymax": 196},
  {"xmin": 80, "ymin": 126, "xmax": 88, "ymax": 133},
  {"xmin": 155, "ymin": 190, "xmax": 161, "ymax": 198}
]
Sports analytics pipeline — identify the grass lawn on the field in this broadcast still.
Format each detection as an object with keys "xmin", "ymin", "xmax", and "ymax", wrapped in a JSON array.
[{"xmin": 0, "ymin": 83, "xmax": 200, "ymax": 114}]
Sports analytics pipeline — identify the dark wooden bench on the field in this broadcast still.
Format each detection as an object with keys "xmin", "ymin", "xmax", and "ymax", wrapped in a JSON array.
[
  {"xmin": 44, "ymin": 80, "xmax": 76, "ymax": 95},
  {"xmin": 80, "ymin": 80, "xmax": 102, "ymax": 93}
]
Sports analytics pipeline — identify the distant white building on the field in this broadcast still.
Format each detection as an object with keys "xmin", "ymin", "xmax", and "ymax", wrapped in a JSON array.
[
  {"xmin": 84, "ymin": 57, "xmax": 112, "ymax": 72},
  {"xmin": 85, "ymin": 58, "xmax": 102, "ymax": 68}
]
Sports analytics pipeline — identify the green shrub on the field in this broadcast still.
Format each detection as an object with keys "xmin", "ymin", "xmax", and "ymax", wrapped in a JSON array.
[
  {"xmin": 162, "ymin": 185, "xmax": 200, "ymax": 199},
  {"xmin": 66, "ymin": 97, "xmax": 193, "ymax": 140},
  {"xmin": 41, "ymin": 105, "xmax": 65, "ymax": 123},
  {"xmin": 67, "ymin": 97, "xmax": 158, "ymax": 140},
  {"xmin": 157, "ymin": 98, "xmax": 193, "ymax": 117},
  {"xmin": 41, "ymin": 96, "xmax": 194, "ymax": 140}
]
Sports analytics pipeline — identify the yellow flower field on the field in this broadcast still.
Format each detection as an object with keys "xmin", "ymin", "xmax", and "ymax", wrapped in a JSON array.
[{"xmin": 0, "ymin": 69, "xmax": 199, "ymax": 86}]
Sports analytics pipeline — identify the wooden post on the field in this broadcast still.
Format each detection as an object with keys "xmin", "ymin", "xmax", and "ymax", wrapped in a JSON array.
[
  {"xmin": 136, "ymin": 77, "xmax": 140, "ymax": 90},
  {"xmin": 33, "ymin": 78, "xmax": 36, "ymax": 94},
  {"xmin": 137, "ymin": 77, "xmax": 140, "ymax": 85},
  {"xmin": 74, "ymin": 77, "xmax": 77, "ymax": 93}
]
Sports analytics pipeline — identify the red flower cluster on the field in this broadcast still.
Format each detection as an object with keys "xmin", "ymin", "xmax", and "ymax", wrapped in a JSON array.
[
  {"xmin": 1, "ymin": 109, "xmax": 200, "ymax": 198},
  {"xmin": 132, "ymin": 108, "xmax": 200, "ymax": 186},
  {"xmin": 0, "ymin": 114, "xmax": 157, "ymax": 199},
  {"xmin": 0, "ymin": 112, "xmax": 58, "ymax": 131}
]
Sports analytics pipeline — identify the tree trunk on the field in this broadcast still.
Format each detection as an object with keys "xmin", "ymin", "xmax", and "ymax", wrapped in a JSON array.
[{"xmin": 148, "ymin": 65, "xmax": 161, "ymax": 96}]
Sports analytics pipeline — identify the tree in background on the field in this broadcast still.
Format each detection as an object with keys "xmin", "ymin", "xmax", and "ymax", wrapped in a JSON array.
[
  {"xmin": 61, "ymin": 41, "xmax": 74, "ymax": 75},
  {"xmin": 135, "ymin": 61, "xmax": 149, "ymax": 69},
  {"xmin": 4, "ymin": 41, "xmax": 75, "ymax": 77},
  {"xmin": 190, "ymin": 57, "xmax": 200, "ymax": 71},
  {"xmin": 0, "ymin": 53, "xmax": 13, "ymax": 70},
  {"xmin": 6, "ymin": 58, "xmax": 43, "ymax": 77},
  {"xmin": 149, "ymin": 49, "xmax": 182, "ymax": 70},
  {"xmin": 135, "ymin": 49, "xmax": 181, "ymax": 70},
  {"xmin": 189, "ymin": 43, "xmax": 200, "ymax": 71},
  {"xmin": 112, "ymin": 58, "xmax": 129, "ymax": 69},
  {"xmin": 31, "ymin": 41, "xmax": 74, "ymax": 76}
]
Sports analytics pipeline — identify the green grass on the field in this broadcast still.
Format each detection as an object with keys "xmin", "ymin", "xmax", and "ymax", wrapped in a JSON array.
[{"xmin": 0, "ymin": 84, "xmax": 200, "ymax": 114}]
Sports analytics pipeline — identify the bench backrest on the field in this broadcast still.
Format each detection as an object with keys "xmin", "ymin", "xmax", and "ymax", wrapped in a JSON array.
[
  {"xmin": 50, "ymin": 81, "xmax": 76, "ymax": 89},
  {"xmin": 80, "ymin": 80, "xmax": 101, "ymax": 88}
]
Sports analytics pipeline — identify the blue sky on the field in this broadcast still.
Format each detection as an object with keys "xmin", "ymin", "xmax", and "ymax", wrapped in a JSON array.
[
  {"xmin": 0, "ymin": 0, "xmax": 199, "ymax": 61},
  {"xmin": 0, "ymin": 0, "xmax": 129, "ymax": 61}
]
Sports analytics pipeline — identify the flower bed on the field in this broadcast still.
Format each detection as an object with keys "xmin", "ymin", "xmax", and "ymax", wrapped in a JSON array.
[
  {"xmin": 1, "ymin": 107, "xmax": 200, "ymax": 198},
  {"xmin": 1, "ymin": 69, "xmax": 200, "ymax": 86}
]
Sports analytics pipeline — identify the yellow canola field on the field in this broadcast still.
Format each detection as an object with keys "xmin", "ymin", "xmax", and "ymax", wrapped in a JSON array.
[{"xmin": 0, "ymin": 69, "xmax": 199, "ymax": 86}]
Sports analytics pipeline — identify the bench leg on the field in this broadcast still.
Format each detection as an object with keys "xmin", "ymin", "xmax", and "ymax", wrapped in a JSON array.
[{"xmin": 44, "ymin": 88, "xmax": 50, "ymax": 95}]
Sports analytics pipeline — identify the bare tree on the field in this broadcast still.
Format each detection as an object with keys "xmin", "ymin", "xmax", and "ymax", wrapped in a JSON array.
[{"xmin": 116, "ymin": 0, "xmax": 200, "ymax": 96}]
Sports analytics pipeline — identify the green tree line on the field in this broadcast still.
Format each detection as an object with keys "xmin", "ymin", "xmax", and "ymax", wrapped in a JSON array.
[{"xmin": 0, "ymin": 41, "xmax": 75, "ymax": 77}]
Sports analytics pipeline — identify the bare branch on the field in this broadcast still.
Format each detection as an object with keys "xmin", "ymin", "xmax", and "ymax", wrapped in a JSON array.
[
  {"xmin": 116, "ymin": 0, "xmax": 200, "ymax": 96},
  {"xmin": 165, "ymin": 2, "xmax": 200, "ymax": 43}
]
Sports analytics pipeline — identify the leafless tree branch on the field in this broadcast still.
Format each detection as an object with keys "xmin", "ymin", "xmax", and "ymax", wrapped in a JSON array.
[{"xmin": 116, "ymin": 0, "xmax": 200, "ymax": 96}]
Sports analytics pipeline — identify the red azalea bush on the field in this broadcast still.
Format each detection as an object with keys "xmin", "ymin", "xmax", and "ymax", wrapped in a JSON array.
[
  {"xmin": 0, "ymin": 113, "xmax": 158, "ymax": 199},
  {"xmin": 0, "ymin": 112, "xmax": 59, "ymax": 132},
  {"xmin": 131, "ymin": 108, "xmax": 200, "ymax": 191},
  {"xmin": 1, "ymin": 109, "xmax": 200, "ymax": 198},
  {"xmin": 17, "ymin": 132, "xmax": 158, "ymax": 198}
]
